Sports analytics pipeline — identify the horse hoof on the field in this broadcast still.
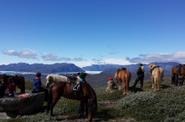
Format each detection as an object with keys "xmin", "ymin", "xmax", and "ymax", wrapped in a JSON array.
[{"xmin": 123, "ymin": 93, "xmax": 128, "ymax": 96}]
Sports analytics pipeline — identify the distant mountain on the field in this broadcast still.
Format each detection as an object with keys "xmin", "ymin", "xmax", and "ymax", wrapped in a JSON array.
[
  {"xmin": 0, "ymin": 63, "xmax": 84, "ymax": 74},
  {"xmin": 83, "ymin": 62, "xmax": 179, "ymax": 76},
  {"xmin": 83, "ymin": 64, "xmax": 124, "ymax": 71},
  {"xmin": 85, "ymin": 62, "xmax": 180, "ymax": 87}
]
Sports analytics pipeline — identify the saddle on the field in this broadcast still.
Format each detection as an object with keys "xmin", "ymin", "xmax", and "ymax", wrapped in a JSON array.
[{"xmin": 72, "ymin": 82, "xmax": 86, "ymax": 97}]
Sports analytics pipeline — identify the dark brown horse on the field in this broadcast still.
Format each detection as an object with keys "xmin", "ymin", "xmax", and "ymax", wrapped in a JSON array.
[
  {"xmin": 114, "ymin": 68, "xmax": 131, "ymax": 95},
  {"xmin": 171, "ymin": 64, "xmax": 185, "ymax": 86},
  {"xmin": 0, "ymin": 74, "xmax": 25, "ymax": 97},
  {"xmin": 46, "ymin": 74, "xmax": 97, "ymax": 122}
]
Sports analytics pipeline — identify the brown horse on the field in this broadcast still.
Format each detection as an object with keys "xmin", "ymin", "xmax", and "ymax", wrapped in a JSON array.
[
  {"xmin": 0, "ymin": 74, "xmax": 25, "ymax": 96},
  {"xmin": 114, "ymin": 68, "xmax": 131, "ymax": 95},
  {"xmin": 171, "ymin": 64, "xmax": 185, "ymax": 86},
  {"xmin": 46, "ymin": 74, "xmax": 97, "ymax": 122}
]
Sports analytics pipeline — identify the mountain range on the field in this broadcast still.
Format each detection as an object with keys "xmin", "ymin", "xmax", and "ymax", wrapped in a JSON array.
[
  {"xmin": 0, "ymin": 63, "xmax": 84, "ymax": 74},
  {"xmin": 83, "ymin": 62, "xmax": 179, "ymax": 74},
  {"xmin": 0, "ymin": 62, "xmax": 180, "ymax": 76}
]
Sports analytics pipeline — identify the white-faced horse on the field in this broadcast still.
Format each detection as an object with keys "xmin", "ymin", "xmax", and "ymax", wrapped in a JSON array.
[{"xmin": 46, "ymin": 74, "xmax": 97, "ymax": 122}]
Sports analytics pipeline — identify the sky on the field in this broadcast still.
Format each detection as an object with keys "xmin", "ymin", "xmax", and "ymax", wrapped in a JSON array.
[{"xmin": 0, "ymin": 0, "xmax": 185, "ymax": 67}]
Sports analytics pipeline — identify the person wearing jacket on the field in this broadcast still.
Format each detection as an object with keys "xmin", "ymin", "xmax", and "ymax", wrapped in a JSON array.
[{"xmin": 132, "ymin": 63, "xmax": 145, "ymax": 91}]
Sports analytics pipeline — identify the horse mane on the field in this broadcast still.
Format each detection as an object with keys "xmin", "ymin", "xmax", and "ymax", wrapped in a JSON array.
[
  {"xmin": 121, "ymin": 67, "xmax": 127, "ymax": 70},
  {"xmin": 46, "ymin": 74, "xmax": 69, "ymax": 87}
]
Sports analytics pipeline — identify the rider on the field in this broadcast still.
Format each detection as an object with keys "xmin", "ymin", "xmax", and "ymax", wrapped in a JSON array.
[
  {"xmin": 132, "ymin": 63, "xmax": 145, "ymax": 91},
  {"xmin": 32, "ymin": 72, "xmax": 49, "ymax": 103},
  {"xmin": 73, "ymin": 72, "xmax": 87, "ymax": 91}
]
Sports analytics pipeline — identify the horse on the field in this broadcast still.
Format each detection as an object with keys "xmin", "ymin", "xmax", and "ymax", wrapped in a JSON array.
[
  {"xmin": 148, "ymin": 64, "xmax": 164, "ymax": 91},
  {"xmin": 114, "ymin": 68, "xmax": 131, "ymax": 95},
  {"xmin": 46, "ymin": 74, "xmax": 97, "ymax": 122},
  {"xmin": 171, "ymin": 64, "xmax": 185, "ymax": 86},
  {"xmin": 0, "ymin": 74, "xmax": 25, "ymax": 97}
]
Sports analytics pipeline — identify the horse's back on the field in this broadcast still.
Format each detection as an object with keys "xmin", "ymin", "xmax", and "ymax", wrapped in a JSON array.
[
  {"xmin": 119, "ymin": 69, "xmax": 130, "ymax": 79},
  {"xmin": 47, "ymin": 74, "xmax": 68, "ymax": 82}
]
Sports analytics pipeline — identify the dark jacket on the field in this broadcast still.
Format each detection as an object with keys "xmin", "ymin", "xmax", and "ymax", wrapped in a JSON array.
[
  {"xmin": 137, "ymin": 67, "xmax": 144, "ymax": 78},
  {"xmin": 33, "ymin": 77, "xmax": 42, "ymax": 92}
]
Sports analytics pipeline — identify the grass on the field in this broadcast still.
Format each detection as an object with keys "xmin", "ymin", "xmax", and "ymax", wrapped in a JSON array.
[
  {"xmin": 117, "ymin": 85, "xmax": 185, "ymax": 122},
  {"xmin": 1, "ymin": 78, "xmax": 185, "ymax": 122}
]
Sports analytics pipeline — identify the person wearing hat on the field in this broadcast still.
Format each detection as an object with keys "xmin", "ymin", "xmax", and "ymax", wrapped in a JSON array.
[
  {"xmin": 132, "ymin": 63, "xmax": 145, "ymax": 91},
  {"xmin": 105, "ymin": 77, "xmax": 114, "ymax": 93},
  {"xmin": 32, "ymin": 72, "xmax": 43, "ymax": 93}
]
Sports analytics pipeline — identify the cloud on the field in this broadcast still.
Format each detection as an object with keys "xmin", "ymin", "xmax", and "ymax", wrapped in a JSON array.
[
  {"xmin": 74, "ymin": 58, "xmax": 131, "ymax": 67},
  {"xmin": 128, "ymin": 52, "xmax": 185, "ymax": 64},
  {"xmin": 3, "ymin": 49, "xmax": 38, "ymax": 59},
  {"xmin": 42, "ymin": 54, "xmax": 84, "ymax": 62}
]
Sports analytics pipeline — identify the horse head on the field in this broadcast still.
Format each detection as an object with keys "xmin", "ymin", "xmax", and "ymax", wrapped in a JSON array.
[
  {"xmin": 149, "ymin": 64, "xmax": 156, "ymax": 69},
  {"xmin": 46, "ymin": 75, "xmax": 54, "ymax": 88}
]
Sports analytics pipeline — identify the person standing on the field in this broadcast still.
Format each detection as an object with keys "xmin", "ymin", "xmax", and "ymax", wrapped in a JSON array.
[{"xmin": 132, "ymin": 63, "xmax": 145, "ymax": 91}]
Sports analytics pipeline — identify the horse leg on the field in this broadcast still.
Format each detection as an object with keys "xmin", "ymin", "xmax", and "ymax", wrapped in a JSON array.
[
  {"xmin": 123, "ymin": 79, "xmax": 128, "ymax": 95},
  {"xmin": 117, "ymin": 81, "xmax": 122, "ymax": 91},
  {"xmin": 153, "ymin": 79, "xmax": 156, "ymax": 91},
  {"xmin": 179, "ymin": 76, "xmax": 183, "ymax": 86},
  {"xmin": 171, "ymin": 75, "xmax": 175, "ymax": 85},
  {"xmin": 151, "ymin": 76, "xmax": 154, "ymax": 89},
  {"xmin": 87, "ymin": 98, "xmax": 94, "ymax": 122},
  {"xmin": 122, "ymin": 81, "xmax": 126, "ymax": 95},
  {"xmin": 85, "ymin": 100, "xmax": 88, "ymax": 118},
  {"xmin": 50, "ymin": 91, "xmax": 60, "ymax": 116},
  {"xmin": 46, "ymin": 89, "xmax": 51, "ymax": 114},
  {"xmin": 79, "ymin": 100, "xmax": 85, "ymax": 118},
  {"xmin": 175, "ymin": 75, "xmax": 178, "ymax": 86},
  {"xmin": 157, "ymin": 79, "xmax": 160, "ymax": 91},
  {"xmin": 125, "ymin": 79, "xmax": 129, "ymax": 95}
]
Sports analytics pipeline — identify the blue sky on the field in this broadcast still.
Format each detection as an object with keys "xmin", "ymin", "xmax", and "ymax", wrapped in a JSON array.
[{"xmin": 0, "ymin": 0, "xmax": 185, "ymax": 67}]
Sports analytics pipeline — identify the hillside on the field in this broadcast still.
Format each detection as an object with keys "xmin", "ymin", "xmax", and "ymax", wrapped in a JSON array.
[{"xmin": 1, "ymin": 78, "xmax": 185, "ymax": 122}]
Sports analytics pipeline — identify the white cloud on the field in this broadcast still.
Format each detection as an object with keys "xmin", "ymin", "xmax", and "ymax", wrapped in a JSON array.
[
  {"xmin": 42, "ymin": 53, "xmax": 84, "ymax": 62},
  {"xmin": 102, "ymin": 58, "xmax": 131, "ymax": 65},
  {"xmin": 3, "ymin": 49, "xmax": 38, "ymax": 59},
  {"xmin": 128, "ymin": 51, "xmax": 185, "ymax": 64},
  {"xmin": 3, "ymin": 49, "xmax": 185, "ymax": 67},
  {"xmin": 42, "ymin": 54, "xmax": 63, "ymax": 61},
  {"xmin": 70, "ymin": 58, "xmax": 131, "ymax": 67}
]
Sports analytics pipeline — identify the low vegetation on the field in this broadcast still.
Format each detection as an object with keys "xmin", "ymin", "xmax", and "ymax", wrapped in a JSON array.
[{"xmin": 1, "ymin": 78, "xmax": 185, "ymax": 122}]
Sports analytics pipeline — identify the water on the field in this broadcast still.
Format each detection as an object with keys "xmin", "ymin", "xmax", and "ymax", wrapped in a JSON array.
[{"xmin": 0, "ymin": 70, "xmax": 102, "ymax": 75}]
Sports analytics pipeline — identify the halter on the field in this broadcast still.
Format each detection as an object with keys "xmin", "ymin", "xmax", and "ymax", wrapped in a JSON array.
[{"xmin": 150, "ymin": 66, "xmax": 159, "ymax": 73}]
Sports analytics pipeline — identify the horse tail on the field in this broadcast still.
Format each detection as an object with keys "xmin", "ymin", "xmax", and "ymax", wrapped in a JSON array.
[{"xmin": 157, "ymin": 69, "xmax": 161, "ymax": 81}]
